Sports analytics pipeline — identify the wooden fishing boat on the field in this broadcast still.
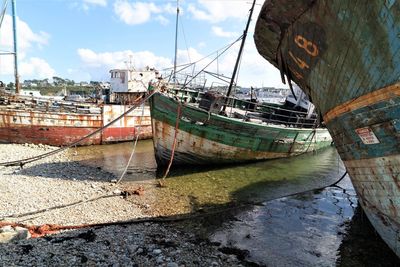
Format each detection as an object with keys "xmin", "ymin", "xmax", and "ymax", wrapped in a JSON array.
[
  {"xmin": 0, "ymin": 0, "xmax": 154, "ymax": 146},
  {"xmin": 149, "ymin": 0, "xmax": 331, "ymax": 166},
  {"xmin": 254, "ymin": 0, "xmax": 400, "ymax": 257},
  {"xmin": 149, "ymin": 88, "xmax": 332, "ymax": 166},
  {"xmin": 0, "ymin": 96, "xmax": 152, "ymax": 146}
]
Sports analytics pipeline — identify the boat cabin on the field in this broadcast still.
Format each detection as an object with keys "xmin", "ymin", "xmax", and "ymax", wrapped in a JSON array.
[
  {"xmin": 108, "ymin": 67, "xmax": 160, "ymax": 104},
  {"xmin": 109, "ymin": 67, "xmax": 157, "ymax": 93}
]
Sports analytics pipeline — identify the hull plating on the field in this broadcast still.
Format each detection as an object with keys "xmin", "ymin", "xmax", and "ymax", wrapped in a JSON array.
[
  {"xmin": 0, "ymin": 104, "xmax": 152, "ymax": 146},
  {"xmin": 254, "ymin": 0, "xmax": 400, "ymax": 257}
]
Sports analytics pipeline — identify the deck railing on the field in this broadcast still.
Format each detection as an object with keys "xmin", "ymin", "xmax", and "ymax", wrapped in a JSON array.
[{"xmin": 167, "ymin": 88, "xmax": 319, "ymax": 129}]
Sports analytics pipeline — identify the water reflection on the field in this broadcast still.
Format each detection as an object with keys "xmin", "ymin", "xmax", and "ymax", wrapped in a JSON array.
[
  {"xmin": 68, "ymin": 140, "xmax": 156, "ymax": 180},
  {"xmin": 67, "ymin": 142, "xmax": 399, "ymax": 265}
]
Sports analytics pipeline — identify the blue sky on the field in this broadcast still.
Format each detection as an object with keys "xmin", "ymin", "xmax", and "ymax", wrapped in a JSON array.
[{"xmin": 0, "ymin": 0, "xmax": 286, "ymax": 88}]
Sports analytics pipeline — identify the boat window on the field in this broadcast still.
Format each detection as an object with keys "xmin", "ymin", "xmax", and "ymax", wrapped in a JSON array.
[{"xmin": 120, "ymin": 72, "xmax": 125, "ymax": 83}]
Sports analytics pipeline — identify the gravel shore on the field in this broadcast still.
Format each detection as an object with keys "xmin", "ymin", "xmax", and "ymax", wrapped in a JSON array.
[{"xmin": 0, "ymin": 144, "xmax": 247, "ymax": 266}]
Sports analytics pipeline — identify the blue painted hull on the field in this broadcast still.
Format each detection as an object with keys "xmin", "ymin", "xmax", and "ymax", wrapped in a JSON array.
[{"xmin": 255, "ymin": 0, "xmax": 400, "ymax": 257}]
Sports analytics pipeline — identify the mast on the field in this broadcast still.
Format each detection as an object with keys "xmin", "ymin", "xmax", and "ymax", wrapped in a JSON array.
[
  {"xmin": 173, "ymin": 0, "xmax": 179, "ymax": 83},
  {"xmin": 11, "ymin": 0, "xmax": 19, "ymax": 94},
  {"xmin": 225, "ymin": 0, "xmax": 256, "ymax": 99}
]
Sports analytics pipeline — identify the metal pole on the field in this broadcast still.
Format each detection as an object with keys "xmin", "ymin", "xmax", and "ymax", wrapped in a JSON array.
[
  {"xmin": 11, "ymin": 0, "xmax": 19, "ymax": 94},
  {"xmin": 173, "ymin": 0, "xmax": 179, "ymax": 83},
  {"xmin": 225, "ymin": 0, "xmax": 256, "ymax": 99}
]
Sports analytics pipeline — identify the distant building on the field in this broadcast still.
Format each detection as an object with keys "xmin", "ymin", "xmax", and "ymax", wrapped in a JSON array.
[
  {"xmin": 23, "ymin": 81, "xmax": 38, "ymax": 87},
  {"xmin": 20, "ymin": 89, "xmax": 42, "ymax": 97},
  {"xmin": 109, "ymin": 67, "xmax": 157, "ymax": 93}
]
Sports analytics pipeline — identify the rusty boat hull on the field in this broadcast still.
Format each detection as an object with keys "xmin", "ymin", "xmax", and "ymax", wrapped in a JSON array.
[
  {"xmin": 149, "ymin": 92, "xmax": 332, "ymax": 166},
  {"xmin": 254, "ymin": 0, "xmax": 400, "ymax": 257},
  {"xmin": 0, "ymin": 104, "xmax": 152, "ymax": 146}
]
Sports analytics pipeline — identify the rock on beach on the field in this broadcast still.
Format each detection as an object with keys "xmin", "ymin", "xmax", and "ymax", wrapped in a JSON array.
[{"xmin": 0, "ymin": 144, "xmax": 246, "ymax": 266}]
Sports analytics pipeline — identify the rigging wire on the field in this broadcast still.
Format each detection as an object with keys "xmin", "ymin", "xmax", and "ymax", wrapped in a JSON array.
[
  {"xmin": 178, "ymin": 9, "xmax": 193, "ymax": 75},
  {"xmin": 181, "ymin": 35, "xmax": 243, "ymax": 90},
  {"xmin": 160, "ymin": 36, "xmax": 242, "ymax": 79},
  {"xmin": 203, "ymin": 70, "xmax": 231, "ymax": 84},
  {"xmin": 0, "ymin": 0, "xmax": 8, "ymax": 29}
]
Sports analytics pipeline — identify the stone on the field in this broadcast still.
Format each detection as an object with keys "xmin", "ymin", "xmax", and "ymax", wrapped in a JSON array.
[
  {"xmin": 156, "ymin": 256, "xmax": 164, "ymax": 264},
  {"xmin": 113, "ymin": 189, "xmax": 122, "ymax": 195},
  {"xmin": 0, "ymin": 232, "xmax": 16, "ymax": 243},
  {"xmin": 0, "ymin": 226, "xmax": 13, "ymax": 232},
  {"xmin": 0, "ymin": 226, "xmax": 30, "ymax": 243},
  {"xmin": 152, "ymin": 249, "xmax": 162, "ymax": 255}
]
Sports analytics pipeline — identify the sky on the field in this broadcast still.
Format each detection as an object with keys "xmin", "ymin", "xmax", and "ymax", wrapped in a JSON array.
[{"xmin": 0, "ymin": 0, "xmax": 287, "ymax": 88}]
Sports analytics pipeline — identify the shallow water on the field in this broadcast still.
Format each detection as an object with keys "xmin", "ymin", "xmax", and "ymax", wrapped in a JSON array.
[{"xmin": 69, "ymin": 141, "xmax": 400, "ymax": 266}]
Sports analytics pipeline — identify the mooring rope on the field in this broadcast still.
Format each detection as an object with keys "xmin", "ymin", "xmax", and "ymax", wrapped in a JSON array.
[
  {"xmin": 0, "ymin": 170, "xmax": 349, "ymax": 238},
  {"xmin": 161, "ymin": 103, "xmax": 182, "ymax": 181},
  {"xmin": 116, "ymin": 101, "xmax": 146, "ymax": 184},
  {"xmin": 0, "ymin": 91, "xmax": 156, "ymax": 167}
]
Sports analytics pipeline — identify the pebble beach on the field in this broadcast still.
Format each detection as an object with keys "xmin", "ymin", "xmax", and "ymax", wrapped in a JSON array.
[{"xmin": 0, "ymin": 144, "xmax": 246, "ymax": 266}]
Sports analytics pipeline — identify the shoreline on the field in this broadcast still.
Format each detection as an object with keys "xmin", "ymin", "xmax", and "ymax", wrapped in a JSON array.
[{"xmin": 0, "ymin": 143, "xmax": 247, "ymax": 266}]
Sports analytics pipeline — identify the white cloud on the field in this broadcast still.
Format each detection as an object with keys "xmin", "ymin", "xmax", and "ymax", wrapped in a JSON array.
[
  {"xmin": 155, "ymin": 15, "xmax": 169, "ymax": 26},
  {"xmin": 177, "ymin": 47, "xmax": 204, "ymax": 66},
  {"xmin": 77, "ymin": 48, "xmax": 172, "ymax": 81},
  {"xmin": 170, "ymin": 41, "xmax": 286, "ymax": 88},
  {"xmin": 83, "ymin": 0, "xmax": 107, "ymax": 6},
  {"xmin": 225, "ymin": 40, "xmax": 286, "ymax": 89},
  {"xmin": 19, "ymin": 57, "xmax": 57, "ymax": 79},
  {"xmin": 0, "ymin": 15, "xmax": 49, "ymax": 56},
  {"xmin": 0, "ymin": 55, "xmax": 15, "ymax": 76},
  {"xmin": 114, "ymin": 1, "xmax": 161, "ymax": 25},
  {"xmin": 113, "ymin": 1, "xmax": 176, "ymax": 25},
  {"xmin": 212, "ymin": 26, "xmax": 237, "ymax": 38},
  {"xmin": 188, "ymin": 0, "xmax": 251, "ymax": 23},
  {"xmin": 198, "ymin": 42, "xmax": 206, "ymax": 48},
  {"xmin": 81, "ymin": 0, "xmax": 107, "ymax": 10},
  {"xmin": 75, "ymin": 45, "xmax": 285, "ymax": 87},
  {"xmin": 163, "ymin": 3, "xmax": 177, "ymax": 15},
  {"xmin": 0, "ymin": 15, "xmax": 55, "ymax": 81}
]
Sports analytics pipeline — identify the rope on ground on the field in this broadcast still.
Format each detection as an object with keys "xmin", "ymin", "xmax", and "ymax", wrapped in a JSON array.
[
  {"xmin": 0, "ymin": 91, "xmax": 156, "ymax": 168},
  {"xmin": 0, "ymin": 193, "xmax": 120, "ymax": 221},
  {"xmin": 116, "ymin": 101, "xmax": 146, "ymax": 184},
  {"xmin": 161, "ymin": 103, "xmax": 182, "ymax": 181},
  {"xmin": 0, "ymin": 171, "xmax": 349, "ymax": 237},
  {"xmin": 0, "ymin": 205, "xmax": 247, "ymax": 238}
]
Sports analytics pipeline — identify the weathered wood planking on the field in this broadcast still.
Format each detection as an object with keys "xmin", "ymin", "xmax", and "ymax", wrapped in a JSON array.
[
  {"xmin": 254, "ymin": 0, "xmax": 400, "ymax": 257},
  {"xmin": 149, "ymin": 92, "xmax": 332, "ymax": 166}
]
